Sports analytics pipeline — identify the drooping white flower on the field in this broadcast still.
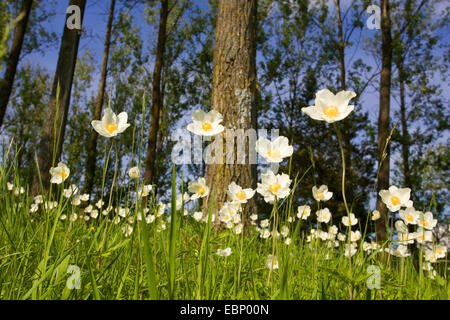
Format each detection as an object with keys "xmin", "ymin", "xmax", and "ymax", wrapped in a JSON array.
[
  {"xmin": 312, "ymin": 185, "xmax": 332, "ymax": 202},
  {"xmin": 297, "ymin": 205, "xmax": 311, "ymax": 220},
  {"xmin": 128, "ymin": 167, "xmax": 140, "ymax": 180},
  {"xmin": 227, "ymin": 182, "xmax": 255, "ymax": 204},
  {"xmin": 316, "ymin": 208, "xmax": 332, "ymax": 224},
  {"xmin": 91, "ymin": 108, "xmax": 130, "ymax": 138},
  {"xmin": 342, "ymin": 213, "xmax": 358, "ymax": 227},
  {"xmin": 379, "ymin": 186, "xmax": 412, "ymax": 212},
  {"xmin": 216, "ymin": 247, "xmax": 232, "ymax": 257},
  {"xmin": 50, "ymin": 162, "xmax": 70, "ymax": 184},
  {"xmin": 257, "ymin": 170, "xmax": 291, "ymax": 203},
  {"xmin": 186, "ymin": 110, "xmax": 224, "ymax": 136},
  {"xmin": 188, "ymin": 177, "xmax": 209, "ymax": 200},
  {"xmin": 255, "ymin": 136, "xmax": 293, "ymax": 163},
  {"xmin": 395, "ymin": 220, "xmax": 409, "ymax": 234},
  {"xmin": 301, "ymin": 89, "xmax": 356, "ymax": 123}
]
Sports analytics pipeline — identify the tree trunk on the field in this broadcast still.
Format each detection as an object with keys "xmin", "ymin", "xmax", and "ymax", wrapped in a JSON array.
[
  {"xmin": 84, "ymin": 0, "xmax": 116, "ymax": 196},
  {"xmin": 203, "ymin": 0, "xmax": 258, "ymax": 225},
  {"xmin": 143, "ymin": 0, "xmax": 169, "ymax": 186},
  {"xmin": 31, "ymin": 0, "xmax": 86, "ymax": 195},
  {"xmin": 375, "ymin": 0, "xmax": 392, "ymax": 242},
  {"xmin": 398, "ymin": 63, "xmax": 410, "ymax": 188},
  {"xmin": 0, "ymin": 0, "xmax": 33, "ymax": 128}
]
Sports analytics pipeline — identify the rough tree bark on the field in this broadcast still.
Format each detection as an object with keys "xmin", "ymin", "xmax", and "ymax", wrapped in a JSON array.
[
  {"xmin": 143, "ymin": 0, "xmax": 169, "ymax": 186},
  {"xmin": 203, "ymin": 0, "xmax": 258, "ymax": 225},
  {"xmin": 31, "ymin": 0, "xmax": 86, "ymax": 195},
  {"xmin": 0, "ymin": 0, "xmax": 33, "ymax": 128},
  {"xmin": 375, "ymin": 0, "xmax": 392, "ymax": 242},
  {"xmin": 84, "ymin": 0, "xmax": 116, "ymax": 196}
]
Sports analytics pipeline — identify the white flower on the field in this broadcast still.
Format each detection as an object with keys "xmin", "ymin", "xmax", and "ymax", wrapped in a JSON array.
[
  {"xmin": 63, "ymin": 184, "xmax": 79, "ymax": 198},
  {"xmin": 256, "ymin": 170, "xmax": 291, "ymax": 203},
  {"xmin": 50, "ymin": 162, "xmax": 70, "ymax": 184},
  {"xmin": 139, "ymin": 185, "xmax": 153, "ymax": 198},
  {"xmin": 146, "ymin": 214, "xmax": 155, "ymax": 224},
  {"xmin": 234, "ymin": 223, "xmax": 243, "ymax": 235},
  {"xmin": 312, "ymin": 185, "xmax": 333, "ymax": 202},
  {"xmin": 84, "ymin": 205, "xmax": 93, "ymax": 213},
  {"xmin": 60, "ymin": 214, "xmax": 67, "ymax": 221},
  {"xmin": 96, "ymin": 199, "xmax": 104, "ymax": 209},
  {"xmin": 417, "ymin": 211, "xmax": 437, "ymax": 230},
  {"xmin": 128, "ymin": 167, "xmax": 140, "ymax": 180},
  {"xmin": 350, "ymin": 230, "xmax": 361, "ymax": 242},
  {"xmin": 302, "ymin": 89, "xmax": 356, "ymax": 123},
  {"xmin": 371, "ymin": 210, "xmax": 380, "ymax": 221},
  {"xmin": 318, "ymin": 231, "xmax": 328, "ymax": 241},
  {"xmin": 192, "ymin": 211, "xmax": 203, "ymax": 222},
  {"xmin": 91, "ymin": 108, "xmax": 130, "ymax": 138},
  {"xmin": 157, "ymin": 203, "xmax": 165, "ymax": 217},
  {"xmin": 280, "ymin": 226, "xmax": 289, "ymax": 238},
  {"xmin": 90, "ymin": 209, "xmax": 99, "ymax": 219},
  {"xmin": 394, "ymin": 220, "xmax": 409, "ymax": 234},
  {"xmin": 34, "ymin": 195, "xmax": 43, "ymax": 204},
  {"xmin": 342, "ymin": 213, "xmax": 358, "ymax": 227},
  {"xmin": 71, "ymin": 196, "xmax": 81, "ymax": 206},
  {"xmin": 260, "ymin": 219, "xmax": 270, "ymax": 228},
  {"xmin": 219, "ymin": 203, "xmax": 234, "ymax": 224},
  {"xmin": 424, "ymin": 249, "xmax": 437, "ymax": 262},
  {"xmin": 255, "ymin": 136, "xmax": 293, "ymax": 163},
  {"xmin": 398, "ymin": 231, "xmax": 416, "ymax": 244},
  {"xmin": 260, "ymin": 228, "xmax": 271, "ymax": 239},
  {"xmin": 379, "ymin": 186, "xmax": 412, "ymax": 212},
  {"xmin": 337, "ymin": 233, "xmax": 346, "ymax": 241},
  {"xmin": 80, "ymin": 194, "xmax": 90, "ymax": 202},
  {"xmin": 188, "ymin": 177, "xmax": 209, "ymax": 199},
  {"xmin": 122, "ymin": 224, "xmax": 133, "ymax": 237},
  {"xmin": 416, "ymin": 228, "xmax": 433, "ymax": 244},
  {"xmin": 399, "ymin": 207, "xmax": 419, "ymax": 225},
  {"xmin": 266, "ymin": 255, "xmax": 279, "ymax": 270},
  {"xmin": 393, "ymin": 245, "xmax": 410, "ymax": 257},
  {"xmin": 14, "ymin": 187, "xmax": 25, "ymax": 196},
  {"xmin": 69, "ymin": 213, "xmax": 78, "ymax": 222},
  {"xmin": 297, "ymin": 205, "xmax": 311, "ymax": 220},
  {"xmin": 434, "ymin": 245, "xmax": 447, "ymax": 259},
  {"xmin": 316, "ymin": 208, "xmax": 332, "ymax": 224},
  {"xmin": 186, "ymin": 110, "xmax": 224, "ymax": 136},
  {"xmin": 285, "ymin": 238, "xmax": 292, "ymax": 245},
  {"xmin": 216, "ymin": 247, "xmax": 232, "ymax": 257},
  {"xmin": 227, "ymin": 182, "xmax": 255, "ymax": 204},
  {"xmin": 329, "ymin": 225, "xmax": 338, "ymax": 235},
  {"xmin": 344, "ymin": 244, "xmax": 357, "ymax": 257},
  {"xmin": 7, "ymin": 182, "xmax": 13, "ymax": 191},
  {"xmin": 30, "ymin": 203, "xmax": 39, "ymax": 213},
  {"xmin": 250, "ymin": 214, "xmax": 258, "ymax": 221}
]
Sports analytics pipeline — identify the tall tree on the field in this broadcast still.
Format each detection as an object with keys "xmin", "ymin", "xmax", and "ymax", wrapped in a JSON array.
[
  {"xmin": 84, "ymin": 0, "xmax": 116, "ymax": 196},
  {"xmin": 0, "ymin": 0, "xmax": 33, "ymax": 128},
  {"xmin": 204, "ymin": 0, "xmax": 258, "ymax": 222},
  {"xmin": 375, "ymin": 0, "xmax": 393, "ymax": 242},
  {"xmin": 31, "ymin": 0, "xmax": 86, "ymax": 195},
  {"xmin": 143, "ymin": 0, "xmax": 169, "ymax": 187}
]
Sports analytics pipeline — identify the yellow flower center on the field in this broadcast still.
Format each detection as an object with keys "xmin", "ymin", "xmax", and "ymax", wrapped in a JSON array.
[
  {"xmin": 436, "ymin": 249, "xmax": 442, "ymax": 254},
  {"xmin": 267, "ymin": 149, "xmax": 280, "ymax": 159},
  {"xmin": 302, "ymin": 210, "xmax": 308, "ymax": 216},
  {"xmin": 198, "ymin": 186, "xmax": 206, "ymax": 195},
  {"xmin": 202, "ymin": 122, "xmax": 212, "ymax": 131},
  {"xmin": 269, "ymin": 182, "xmax": 281, "ymax": 193},
  {"xmin": 406, "ymin": 214, "xmax": 413, "ymax": 222},
  {"xmin": 316, "ymin": 192, "xmax": 324, "ymax": 199},
  {"xmin": 105, "ymin": 122, "xmax": 118, "ymax": 134},
  {"xmin": 323, "ymin": 105, "xmax": 339, "ymax": 118},
  {"xmin": 422, "ymin": 220, "xmax": 428, "ymax": 227},
  {"xmin": 390, "ymin": 196, "xmax": 400, "ymax": 205},
  {"xmin": 236, "ymin": 190, "xmax": 247, "ymax": 200},
  {"xmin": 59, "ymin": 171, "xmax": 68, "ymax": 178}
]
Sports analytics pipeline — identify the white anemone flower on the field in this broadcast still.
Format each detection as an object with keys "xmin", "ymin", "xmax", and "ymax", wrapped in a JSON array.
[
  {"xmin": 424, "ymin": 249, "xmax": 437, "ymax": 263},
  {"xmin": 297, "ymin": 205, "xmax": 311, "ymax": 220},
  {"xmin": 80, "ymin": 194, "xmax": 90, "ymax": 202},
  {"xmin": 301, "ymin": 89, "xmax": 356, "ymax": 123},
  {"xmin": 312, "ymin": 185, "xmax": 333, "ymax": 202},
  {"xmin": 342, "ymin": 213, "xmax": 358, "ymax": 227},
  {"xmin": 255, "ymin": 136, "xmax": 293, "ymax": 163},
  {"xmin": 395, "ymin": 220, "xmax": 409, "ymax": 234},
  {"xmin": 50, "ymin": 162, "xmax": 70, "ymax": 184},
  {"xmin": 349, "ymin": 230, "xmax": 361, "ymax": 242},
  {"xmin": 371, "ymin": 210, "xmax": 380, "ymax": 221},
  {"xmin": 216, "ymin": 248, "xmax": 232, "ymax": 257},
  {"xmin": 434, "ymin": 245, "xmax": 447, "ymax": 259},
  {"xmin": 417, "ymin": 211, "xmax": 437, "ymax": 230},
  {"xmin": 30, "ymin": 203, "xmax": 39, "ymax": 213},
  {"xmin": 256, "ymin": 170, "xmax": 291, "ymax": 203},
  {"xmin": 227, "ymin": 182, "xmax": 255, "ymax": 204},
  {"xmin": 122, "ymin": 224, "xmax": 133, "ymax": 237},
  {"xmin": 128, "ymin": 167, "xmax": 140, "ymax": 180},
  {"xmin": 260, "ymin": 228, "xmax": 271, "ymax": 239},
  {"xmin": 416, "ymin": 228, "xmax": 433, "ymax": 244},
  {"xmin": 188, "ymin": 177, "xmax": 209, "ymax": 199},
  {"xmin": 192, "ymin": 211, "xmax": 203, "ymax": 222},
  {"xmin": 260, "ymin": 219, "xmax": 270, "ymax": 228},
  {"xmin": 139, "ymin": 185, "xmax": 153, "ymax": 198},
  {"xmin": 316, "ymin": 208, "xmax": 332, "ymax": 224},
  {"xmin": 266, "ymin": 255, "xmax": 279, "ymax": 270},
  {"xmin": 63, "ymin": 184, "xmax": 79, "ymax": 198},
  {"xmin": 91, "ymin": 108, "xmax": 130, "ymax": 138},
  {"xmin": 399, "ymin": 207, "xmax": 419, "ymax": 225},
  {"xmin": 186, "ymin": 110, "xmax": 224, "ymax": 136},
  {"xmin": 344, "ymin": 244, "xmax": 357, "ymax": 257},
  {"xmin": 379, "ymin": 185, "xmax": 412, "ymax": 212},
  {"xmin": 393, "ymin": 245, "xmax": 410, "ymax": 257}
]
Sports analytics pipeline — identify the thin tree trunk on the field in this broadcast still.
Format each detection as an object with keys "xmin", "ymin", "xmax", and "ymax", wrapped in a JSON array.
[
  {"xmin": 0, "ymin": 0, "xmax": 33, "ymax": 128},
  {"xmin": 84, "ymin": 0, "xmax": 116, "ymax": 196},
  {"xmin": 375, "ymin": 0, "xmax": 392, "ymax": 242},
  {"xmin": 398, "ymin": 63, "xmax": 410, "ymax": 188},
  {"xmin": 143, "ymin": 0, "xmax": 169, "ymax": 186},
  {"xmin": 31, "ymin": 0, "xmax": 86, "ymax": 195},
  {"xmin": 203, "ymin": 0, "xmax": 258, "ymax": 225}
]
